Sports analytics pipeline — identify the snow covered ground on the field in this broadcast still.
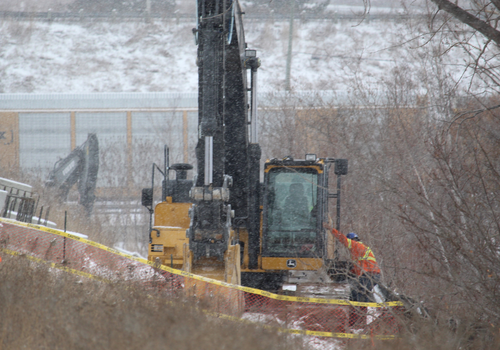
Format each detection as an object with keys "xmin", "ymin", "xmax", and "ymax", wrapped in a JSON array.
[
  {"xmin": 0, "ymin": 20, "xmax": 198, "ymax": 93},
  {"xmin": 0, "ymin": 4, "xmax": 469, "ymax": 95}
]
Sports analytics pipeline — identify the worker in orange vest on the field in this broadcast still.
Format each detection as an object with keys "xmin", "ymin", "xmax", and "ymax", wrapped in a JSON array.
[
  {"xmin": 325, "ymin": 224, "xmax": 382, "ymax": 327},
  {"xmin": 324, "ymin": 224, "xmax": 381, "ymax": 302}
]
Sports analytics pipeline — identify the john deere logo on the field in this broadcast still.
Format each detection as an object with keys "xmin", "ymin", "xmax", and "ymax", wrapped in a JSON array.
[{"xmin": 286, "ymin": 259, "xmax": 297, "ymax": 268}]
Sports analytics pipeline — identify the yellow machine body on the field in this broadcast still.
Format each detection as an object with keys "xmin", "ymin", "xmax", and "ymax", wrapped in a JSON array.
[
  {"xmin": 148, "ymin": 196, "xmax": 241, "ymax": 285},
  {"xmin": 148, "ymin": 197, "xmax": 191, "ymax": 269}
]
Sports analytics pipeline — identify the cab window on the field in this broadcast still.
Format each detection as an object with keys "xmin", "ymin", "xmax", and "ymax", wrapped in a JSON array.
[{"xmin": 264, "ymin": 168, "xmax": 318, "ymax": 256}]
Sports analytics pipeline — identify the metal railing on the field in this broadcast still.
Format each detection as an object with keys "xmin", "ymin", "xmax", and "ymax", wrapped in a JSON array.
[
  {"xmin": 1, "ymin": 189, "xmax": 38, "ymax": 224},
  {"xmin": 0, "ymin": 10, "xmax": 431, "ymax": 23}
]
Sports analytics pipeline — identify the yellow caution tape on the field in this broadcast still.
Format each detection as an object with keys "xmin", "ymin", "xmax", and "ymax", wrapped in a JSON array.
[
  {"xmin": 0, "ymin": 218, "xmax": 404, "ymax": 308},
  {"xmin": 0, "ymin": 238, "xmax": 400, "ymax": 340},
  {"xmin": 206, "ymin": 310, "xmax": 398, "ymax": 339}
]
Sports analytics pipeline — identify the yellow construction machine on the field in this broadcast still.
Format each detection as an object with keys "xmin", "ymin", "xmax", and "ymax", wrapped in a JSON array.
[{"xmin": 141, "ymin": 0, "xmax": 350, "ymax": 298}]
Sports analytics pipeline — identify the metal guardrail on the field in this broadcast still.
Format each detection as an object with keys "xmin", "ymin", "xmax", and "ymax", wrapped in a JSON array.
[
  {"xmin": 0, "ymin": 92, "xmax": 199, "ymax": 110},
  {"xmin": 2, "ymin": 192, "xmax": 38, "ymax": 224},
  {"xmin": 0, "ymin": 10, "xmax": 192, "ymax": 21},
  {"xmin": 0, "ymin": 10, "xmax": 430, "ymax": 23},
  {"xmin": 0, "ymin": 91, "xmax": 425, "ymax": 110},
  {"xmin": 0, "ymin": 178, "xmax": 40, "ymax": 225}
]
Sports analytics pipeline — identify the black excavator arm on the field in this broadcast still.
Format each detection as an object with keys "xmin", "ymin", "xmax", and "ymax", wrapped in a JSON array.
[{"xmin": 46, "ymin": 133, "xmax": 99, "ymax": 215}]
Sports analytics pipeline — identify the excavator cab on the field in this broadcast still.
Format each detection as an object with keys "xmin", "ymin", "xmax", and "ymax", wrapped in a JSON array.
[{"xmin": 241, "ymin": 156, "xmax": 348, "ymax": 295}]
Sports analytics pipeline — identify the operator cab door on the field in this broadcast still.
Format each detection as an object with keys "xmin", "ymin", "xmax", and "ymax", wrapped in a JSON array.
[{"xmin": 262, "ymin": 166, "xmax": 324, "ymax": 259}]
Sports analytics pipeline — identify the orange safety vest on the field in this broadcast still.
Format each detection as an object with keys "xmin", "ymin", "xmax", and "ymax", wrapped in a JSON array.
[{"xmin": 331, "ymin": 228, "xmax": 381, "ymax": 276}]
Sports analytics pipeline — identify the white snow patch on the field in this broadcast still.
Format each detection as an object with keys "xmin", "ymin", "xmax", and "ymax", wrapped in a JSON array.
[
  {"xmin": 65, "ymin": 230, "xmax": 89, "ymax": 239},
  {"xmin": 0, "ymin": 15, "xmax": 482, "ymax": 94},
  {"xmin": 113, "ymin": 245, "xmax": 147, "ymax": 260}
]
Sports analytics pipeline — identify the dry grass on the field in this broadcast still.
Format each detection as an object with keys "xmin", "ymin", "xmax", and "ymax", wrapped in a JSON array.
[
  {"xmin": 345, "ymin": 316, "xmax": 500, "ymax": 350},
  {"xmin": 0, "ymin": 254, "xmax": 306, "ymax": 350}
]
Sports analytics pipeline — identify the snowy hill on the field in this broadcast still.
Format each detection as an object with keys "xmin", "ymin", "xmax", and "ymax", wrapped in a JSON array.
[{"xmin": 0, "ymin": 2, "xmax": 466, "ymax": 94}]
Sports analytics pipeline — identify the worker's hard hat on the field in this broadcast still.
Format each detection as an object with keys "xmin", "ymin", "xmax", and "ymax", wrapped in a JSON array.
[{"xmin": 346, "ymin": 232, "xmax": 359, "ymax": 240}]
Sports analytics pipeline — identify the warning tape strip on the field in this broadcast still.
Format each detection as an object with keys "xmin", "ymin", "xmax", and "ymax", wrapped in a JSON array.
[
  {"xmin": 0, "ymin": 230, "xmax": 400, "ymax": 340},
  {"xmin": 209, "ymin": 311, "xmax": 398, "ymax": 340},
  {"xmin": 0, "ymin": 247, "xmax": 109, "ymax": 282},
  {"xmin": 0, "ymin": 218, "xmax": 404, "ymax": 307}
]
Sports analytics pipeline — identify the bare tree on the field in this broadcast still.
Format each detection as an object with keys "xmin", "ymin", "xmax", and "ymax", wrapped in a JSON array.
[
  {"xmin": 429, "ymin": 0, "xmax": 500, "ymax": 45},
  {"xmin": 395, "ymin": 0, "xmax": 500, "ymax": 96},
  {"xmin": 260, "ymin": 63, "xmax": 500, "ymax": 345}
]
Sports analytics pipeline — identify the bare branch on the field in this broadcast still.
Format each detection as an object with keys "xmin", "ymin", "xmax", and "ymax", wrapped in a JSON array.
[
  {"xmin": 447, "ymin": 103, "xmax": 500, "ymax": 134},
  {"xmin": 490, "ymin": 0, "xmax": 500, "ymax": 12},
  {"xmin": 430, "ymin": 0, "xmax": 500, "ymax": 45}
]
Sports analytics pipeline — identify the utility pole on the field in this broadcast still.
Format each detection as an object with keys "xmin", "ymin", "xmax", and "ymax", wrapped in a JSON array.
[
  {"xmin": 146, "ymin": 0, "xmax": 151, "ymax": 23},
  {"xmin": 285, "ymin": 0, "xmax": 295, "ymax": 91}
]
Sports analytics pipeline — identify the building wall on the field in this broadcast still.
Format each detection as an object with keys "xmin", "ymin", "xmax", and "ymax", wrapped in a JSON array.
[
  {"xmin": 0, "ymin": 112, "xmax": 20, "ymax": 172},
  {"xmin": 0, "ymin": 93, "xmax": 199, "ymax": 186}
]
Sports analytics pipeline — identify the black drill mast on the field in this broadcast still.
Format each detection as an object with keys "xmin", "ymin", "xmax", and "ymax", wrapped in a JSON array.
[{"xmin": 187, "ymin": 0, "xmax": 261, "ymax": 266}]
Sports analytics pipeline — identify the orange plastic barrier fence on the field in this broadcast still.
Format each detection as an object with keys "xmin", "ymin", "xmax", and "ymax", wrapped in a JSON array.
[{"xmin": 0, "ymin": 218, "xmax": 405, "ymax": 347}]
